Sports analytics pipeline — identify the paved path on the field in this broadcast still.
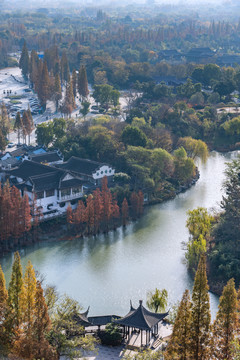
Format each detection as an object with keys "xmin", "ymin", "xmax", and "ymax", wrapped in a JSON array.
[{"xmin": 60, "ymin": 345, "xmax": 124, "ymax": 360}]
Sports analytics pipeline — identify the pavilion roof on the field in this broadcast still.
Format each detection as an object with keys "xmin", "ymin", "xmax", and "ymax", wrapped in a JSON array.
[{"xmin": 115, "ymin": 300, "xmax": 168, "ymax": 331}]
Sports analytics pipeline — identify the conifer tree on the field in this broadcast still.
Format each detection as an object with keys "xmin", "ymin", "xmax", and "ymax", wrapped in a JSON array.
[
  {"xmin": 14, "ymin": 112, "xmax": 23, "ymax": 144},
  {"xmin": 61, "ymin": 51, "xmax": 70, "ymax": 84},
  {"xmin": 0, "ymin": 102, "xmax": 10, "ymax": 138},
  {"xmin": 31, "ymin": 280, "xmax": 57, "ymax": 359},
  {"xmin": 78, "ymin": 65, "xmax": 89, "ymax": 99},
  {"xmin": 19, "ymin": 40, "xmax": 29, "ymax": 78},
  {"xmin": 122, "ymin": 198, "xmax": 129, "ymax": 227},
  {"xmin": 62, "ymin": 78, "xmax": 75, "ymax": 117},
  {"xmin": 29, "ymin": 50, "xmax": 39, "ymax": 87},
  {"xmin": 0, "ymin": 127, "xmax": 6, "ymax": 151},
  {"xmin": 8, "ymin": 252, "xmax": 23, "ymax": 328},
  {"xmin": 72, "ymin": 68, "xmax": 77, "ymax": 98},
  {"xmin": 54, "ymin": 73, "xmax": 62, "ymax": 111},
  {"xmin": 190, "ymin": 254, "xmax": 211, "ymax": 360},
  {"xmin": 165, "ymin": 289, "xmax": 192, "ymax": 360},
  {"xmin": 130, "ymin": 191, "xmax": 139, "ymax": 219},
  {"xmin": 22, "ymin": 110, "xmax": 32, "ymax": 144},
  {"xmin": 0, "ymin": 265, "xmax": 8, "ymax": 353},
  {"xmin": 211, "ymin": 278, "xmax": 237, "ymax": 360},
  {"xmin": 21, "ymin": 261, "xmax": 37, "ymax": 331},
  {"xmin": 39, "ymin": 60, "xmax": 50, "ymax": 110}
]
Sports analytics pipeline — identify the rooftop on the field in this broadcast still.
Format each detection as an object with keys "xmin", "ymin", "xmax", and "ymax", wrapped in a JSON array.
[
  {"xmin": 57, "ymin": 156, "xmax": 109, "ymax": 176},
  {"xmin": 115, "ymin": 300, "xmax": 168, "ymax": 331}
]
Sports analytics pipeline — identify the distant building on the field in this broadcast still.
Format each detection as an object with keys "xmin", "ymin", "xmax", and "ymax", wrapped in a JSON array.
[
  {"xmin": 4, "ymin": 157, "xmax": 115, "ymax": 220},
  {"xmin": 185, "ymin": 47, "xmax": 215, "ymax": 64}
]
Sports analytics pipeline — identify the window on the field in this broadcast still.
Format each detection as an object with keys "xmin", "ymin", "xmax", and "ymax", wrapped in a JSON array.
[
  {"xmin": 105, "ymin": 170, "xmax": 107, "ymax": 174},
  {"xmin": 109, "ymin": 169, "xmax": 112, "ymax": 173},
  {"xmin": 96, "ymin": 172, "xmax": 99, "ymax": 176},
  {"xmin": 46, "ymin": 189, "xmax": 54, "ymax": 197},
  {"xmin": 36, "ymin": 191, "xmax": 44, "ymax": 199},
  {"xmin": 61, "ymin": 188, "xmax": 71, "ymax": 197},
  {"xmin": 101, "ymin": 171, "xmax": 103, "ymax": 174},
  {"xmin": 72, "ymin": 187, "xmax": 82, "ymax": 195}
]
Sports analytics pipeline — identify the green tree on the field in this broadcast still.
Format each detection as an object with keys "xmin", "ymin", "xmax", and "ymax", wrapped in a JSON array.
[
  {"xmin": 19, "ymin": 40, "xmax": 29, "ymax": 78},
  {"xmin": 211, "ymin": 278, "xmax": 237, "ymax": 360},
  {"xmin": 0, "ymin": 128, "xmax": 7, "ymax": 151},
  {"xmin": 71, "ymin": 68, "xmax": 77, "ymax": 98},
  {"xmin": 190, "ymin": 255, "xmax": 211, "ymax": 360},
  {"xmin": 185, "ymin": 207, "xmax": 214, "ymax": 270},
  {"xmin": 8, "ymin": 252, "xmax": 23, "ymax": 328},
  {"xmin": 78, "ymin": 65, "xmax": 89, "ymax": 99},
  {"xmin": 53, "ymin": 73, "xmax": 62, "ymax": 111},
  {"xmin": 39, "ymin": 60, "xmax": 50, "ymax": 110},
  {"xmin": 121, "ymin": 125, "xmax": 147, "ymax": 147},
  {"xmin": 165, "ymin": 289, "xmax": 192, "ymax": 360},
  {"xmin": 146, "ymin": 288, "xmax": 168, "ymax": 313},
  {"xmin": 36, "ymin": 122, "xmax": 54, "ymax": 146},
  {"xmin": 0, "ymin": 265, "xmax": 9, "ymax": 355},
  {"xmin": 80, "ymin": 101, "xmax": 90, "ymax": 119},
  {"xmin": 209, "ymin": 158, "xmax": 240, "ymax": 282},
  {"xmin": 48, "ymin": 294, "xmax": 96, "ymax": 359}
]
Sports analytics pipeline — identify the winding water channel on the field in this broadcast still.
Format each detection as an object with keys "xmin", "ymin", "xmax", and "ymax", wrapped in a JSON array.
[{"xmin": 1, "ymin": 151, "xmax": 239, "ymax": 318}]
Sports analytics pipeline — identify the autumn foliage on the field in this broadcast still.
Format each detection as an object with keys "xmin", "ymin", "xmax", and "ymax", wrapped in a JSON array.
[
  {"xmin": 0, "ymin": 183, "xmax": 32, "ymax": 253},
  {"xmin": 67, "ymin": 177, "xmax": 144, "ymax": 236}
]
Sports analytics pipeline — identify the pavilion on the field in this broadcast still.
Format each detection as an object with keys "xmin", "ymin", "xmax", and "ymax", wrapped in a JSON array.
[{"xmin": 115, "ymin": 300, "xmax": 168, "ymax": 347}]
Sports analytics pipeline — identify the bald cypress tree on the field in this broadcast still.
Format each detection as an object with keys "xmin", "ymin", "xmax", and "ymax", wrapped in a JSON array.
[
  {"xmin": 165, "ymin": 289, "xmax": 192, "ymax": 360},
  {"xmin": 190, "ymin": 255, "xmax": 211, "ymax": 360},
  {"xmin": 78, "ymin": 65, "xmax": 89, "ymax": 99},
  {"xmin": 62, "ymin": 78, "xmax": 75, "ymax": 117},
  {"xmin": 19, "ymin": 40, "xmax": 29, "ymax": 79},
  {"xmin": 72, "ymin": 68, "xmax": 77, "ymax": 98},
  {"xmin": 54, "ymin": 73, "xmax": 62, "ymax": 111},
  {"xmin": 39, "ymin": 61, "xmax": 50, "ymax": 110},
  {"xmin": 13, "ymin": 261, "xmax": 37, "ymax": 359},
  {"xmin": 8, "ymin": 251, "xmax": 23, "ymax": 328},
  {"xmin": 14, "ymin": 112, "xmax": 23, "ymax": 144},
  {"xmin": 211, "ymin": 278, "xmax": 237, "ymax": 360},
  {"xmin": 0, "ymin": 265, "xmax": 8, "ymax": 354}
]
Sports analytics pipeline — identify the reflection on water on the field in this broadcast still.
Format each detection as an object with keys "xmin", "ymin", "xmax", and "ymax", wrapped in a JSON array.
[{"xmin": 1, "ymin": 151, "xmax": 238, "ymax": 318}]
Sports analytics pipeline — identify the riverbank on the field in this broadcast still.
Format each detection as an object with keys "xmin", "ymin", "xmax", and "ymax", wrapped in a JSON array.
[{"xmin": 0, "ymin": 169, "xmax": 200, "ymax": 258}]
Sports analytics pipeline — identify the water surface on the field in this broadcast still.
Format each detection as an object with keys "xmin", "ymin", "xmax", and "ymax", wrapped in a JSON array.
[{"xmin": 1, "ymin": 151, "xmax": 238, "ymax": 318}]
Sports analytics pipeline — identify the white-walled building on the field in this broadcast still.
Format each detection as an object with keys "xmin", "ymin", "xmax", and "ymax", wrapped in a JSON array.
[{"xmin": 6, "ymin": 157, "xmax": 115, "ymax": 220}]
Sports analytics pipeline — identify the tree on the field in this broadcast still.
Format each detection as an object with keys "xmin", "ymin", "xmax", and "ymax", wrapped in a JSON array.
[
  {"xmin": 61, "ymin": 51, "xmax": 70, "ymax": 84},
  {"xmin": 19, "ymin": 40, "xmax": 29, "ymax": 78},
  {"xmin": 62, "ymin": 78, "xmax": 75, "ymax": 117},
  {"xmin": 8, "ymin": 252, "xmax": 23, "ymax": 328},
  {"xmin": 78, "ymin": 65, "xmax": 89, "ymax": 99},
  {"xmin": 36, "ymin": 122, "xmax": 54, "ymax": 146},
  {"xmin": 0, "ymin": 265, "xmax": 9, "ymax": 354},
  {"xmin": 0, "ymin": 128, "xmax": 7, "ymax": 151},
  {"xmin": 121, "ymin": 198, "xmax": 129, "ymax": 227},
  {"xmin": 29, "ymin": 280, "xmax": 57, "ymax": 360},
  {"xmin": 39, "ymin": 60, "xmax": 50, "ymax": 110},
  {"xmin": 146, "ymin": 288, "xmax": 168, "ymax": 313},
  {"xmin": 80, "ymin": 100, "xmax": 90, "ymax": 119},
  {"xmin": 165, "ymin": 289, "xmax": 192, "ymax": 360},
  {"xmin": 178, "ymin": 137, "xmax": 208, "ymax": 162},
  {"xmin": 71, "ymin": 69, "xmax": 77, "ymax": 98},
  {"xmin": 53, "ymin": 73, "xmax": 62, "ymax": 111},
  {"xmin": 190, "ymin": 255, "xmax": 211, "ymax": 360},
  {"xmin": 48, "ymin": 294, "xmax": 96, "ymax": 359},
  {"xmin": 13, "ymin": 261, "xmax": 37, "ymax": 359},
  {"xmin": 22, "ymin": 110, "xmax": 32, "ymax": 144},
  {"xmin": 211, "ymin": 278, "xmax": 237, "ymax": 360},
  {"xmin": 121, "ymin": 125, "xmax": 147, "ymax": 147},
  {"xmin": 209, "ymin": 158, "xmax": 240, "ymax": 282},
  {"xmin": 0, "ymin": 102, "xmax": 10, "ymax": 138},
  {"xmin": 185, "ymin": 207, "xmax": 214, "ymax": 270}
]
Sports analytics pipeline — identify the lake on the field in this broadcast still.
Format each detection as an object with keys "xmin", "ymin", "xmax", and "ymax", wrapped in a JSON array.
[{"xmin": 1, "ymin": 151, "xmax": 238, "ymax": 318}]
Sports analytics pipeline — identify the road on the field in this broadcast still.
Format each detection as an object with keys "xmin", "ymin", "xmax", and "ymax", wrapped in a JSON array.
[{"xmin": 0, "ymin": 67, "xmax": 129, "ymax": 149}]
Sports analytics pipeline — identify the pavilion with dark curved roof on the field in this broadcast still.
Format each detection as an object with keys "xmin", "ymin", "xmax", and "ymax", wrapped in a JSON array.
[{"xmin": 115, "ymin": 300, "xmax": 168, "ymax": 346}]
